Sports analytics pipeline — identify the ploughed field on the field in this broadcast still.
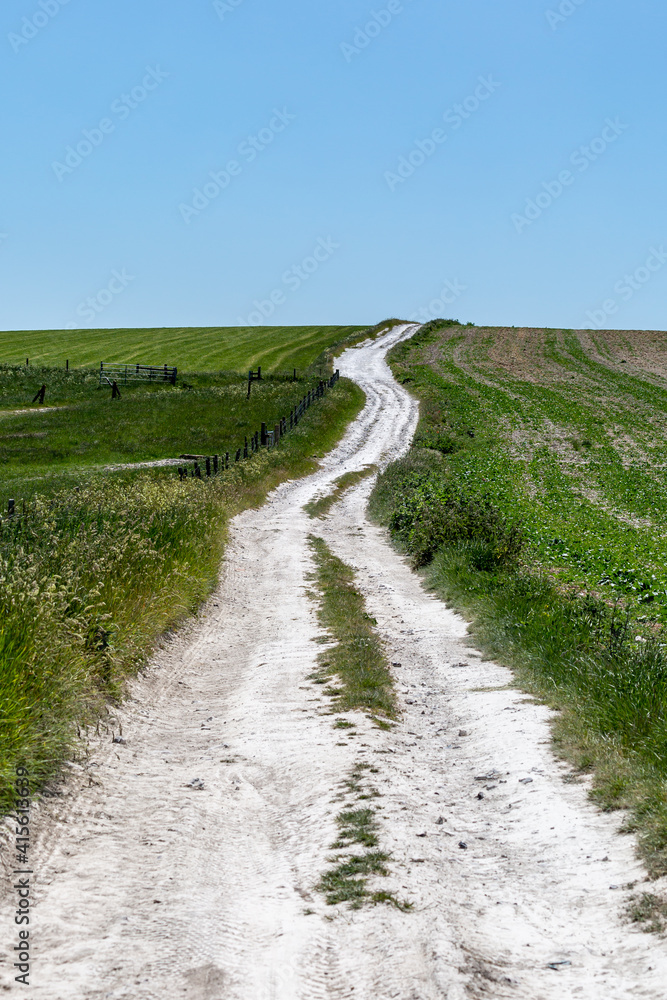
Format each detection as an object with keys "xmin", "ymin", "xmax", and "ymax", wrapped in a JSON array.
[{"xmin": 370, "ymin": 322, "xmax": 667, "ymax": 874}]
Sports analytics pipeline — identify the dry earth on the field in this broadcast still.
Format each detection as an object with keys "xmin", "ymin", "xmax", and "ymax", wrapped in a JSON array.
[{"xmin": 1, "ymin": 325, "xmax": 666, "ymax": 999}]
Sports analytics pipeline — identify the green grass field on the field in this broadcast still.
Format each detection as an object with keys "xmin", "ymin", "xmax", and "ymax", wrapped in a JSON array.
[
  {"xmin": 0, "ymin": 325, "xmax": 364, "ymax": 373},
  {"xmin": 370, "ymin": 321, "xmax": 667, "ymax": 874}
]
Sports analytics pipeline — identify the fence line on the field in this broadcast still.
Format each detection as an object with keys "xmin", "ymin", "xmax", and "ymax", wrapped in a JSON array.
[
  {"xmin": 176, "ymin": 370, "xmax": 340, "ymax": 480},
  {"xmin": 99, "ymin": 363, "xmax": 177, "ymax": 386},
  {"xmin": 2, "ymin": 370, "xmax": 341, "ymax": 522}
]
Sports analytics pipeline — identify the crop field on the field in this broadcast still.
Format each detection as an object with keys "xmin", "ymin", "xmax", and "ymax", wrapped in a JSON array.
[
  {"xmin": 0, "ymin": 323, "xmax": 371, "ymax": 808},
  {"xmin": 0, "ymin": 325, "xmax": 364, "ymax": 373},
  {"xmin": 371, "ymin": 322, "xmax": 667, "ymax": 873}
]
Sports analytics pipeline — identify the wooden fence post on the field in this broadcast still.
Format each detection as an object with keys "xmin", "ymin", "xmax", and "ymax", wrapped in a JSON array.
[
  {"xmin": 8, "ymin": 499, "xmax": 15, "ymax": 518},
  {"xmin": 213, "ymin": 455, "xmax": 219, "ymax": 474},
  {"xmin": 206, "ymin": 457, "xmax": 211, "ymax": 476},
  {"xmin": 261, "ymin": 422, "xmax": 267, "ymax": 446}
]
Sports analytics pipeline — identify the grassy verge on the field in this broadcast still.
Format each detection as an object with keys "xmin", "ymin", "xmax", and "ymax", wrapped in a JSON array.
[
  {"xmin": 369, "ymin": 320, "xmax": 667, "ymax": 878},
  {"xmin": 307, "ymin": 535, "xmax": 396, "ymax": 721},
  {"xmin": 304, "ymin": 466, "xmax": 377, "ymax": 519},
  {"xmin": 0, "ymin": 378, "xmax": 365, "ymax": 811}
]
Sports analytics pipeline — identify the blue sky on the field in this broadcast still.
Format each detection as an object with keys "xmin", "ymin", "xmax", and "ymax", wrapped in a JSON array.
[{"xmin": 1, "ymin": 0, "xmax": 665, "ymax": 331}]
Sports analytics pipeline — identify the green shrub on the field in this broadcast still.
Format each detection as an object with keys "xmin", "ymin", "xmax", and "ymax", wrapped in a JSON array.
[{"xmin": 373, "ymin": 455, "xmax": 524, "ymax": 569}]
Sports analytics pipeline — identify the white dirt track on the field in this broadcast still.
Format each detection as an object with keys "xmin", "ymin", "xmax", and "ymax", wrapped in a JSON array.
[{"xmin": 2, "ymin": 324, "xmax": 666, "ymax": 999}]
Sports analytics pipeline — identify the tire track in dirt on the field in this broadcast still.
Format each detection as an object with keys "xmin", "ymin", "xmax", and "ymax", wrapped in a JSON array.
[{"xmin": 0, "ymin": 324, "xmax": 665, "ymax": 999}]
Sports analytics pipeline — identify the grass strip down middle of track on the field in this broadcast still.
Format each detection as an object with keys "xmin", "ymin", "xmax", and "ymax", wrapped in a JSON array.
[{"xmin": 307, "ymin": 535, "xmax": 396, "ymax": 722}]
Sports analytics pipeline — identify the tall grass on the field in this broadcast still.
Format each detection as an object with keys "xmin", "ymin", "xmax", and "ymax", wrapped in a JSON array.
[{"xmin": 0, "ymin": 378, "xmax": 365, "ymax": 811}]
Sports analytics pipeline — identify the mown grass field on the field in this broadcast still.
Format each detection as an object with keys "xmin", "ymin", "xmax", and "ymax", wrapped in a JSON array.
[
  {"xmin": 370, "ymin": 321, "xmax": 667, "ymax": 875},
  {"xmin": 0, "ymin": 323, "xmax": 375, "ymax": 810},
  {"xmin": 0, "ymin": 325, "xmax": 364, "ymax": 373}
]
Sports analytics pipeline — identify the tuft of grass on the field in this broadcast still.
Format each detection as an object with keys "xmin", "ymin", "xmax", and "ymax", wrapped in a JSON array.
[
  {"xmin": 331, "ymin": 808, "xmax": 379, "ymax": 849},
  {"xmin": 317, "ymin": 767, "xmax": 389, "ymax": 908},
  {"xmin": 317, "ymin": 762, "xmax": 411, "ymax": 910},
  {"xmin": 307, "ymin": 535, "xmax": 396, "ymax": 720},
  {"xmin": 318, "ymin": 851, "xmax": 391, "ymax": 903},
  {"xmin": 304, "ymin": 466, "xmax": 377, "ymax": 519},
  {"xmin": 626, "ymin": 892, "xmax": 667, "ymax": 934}
]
